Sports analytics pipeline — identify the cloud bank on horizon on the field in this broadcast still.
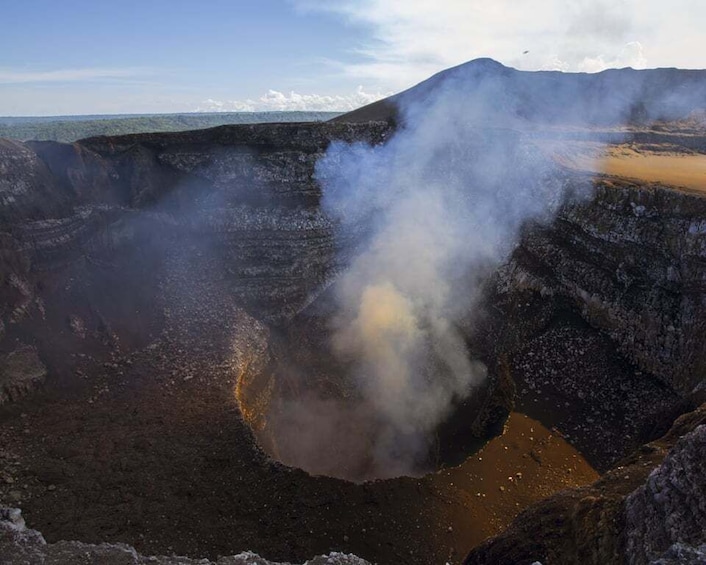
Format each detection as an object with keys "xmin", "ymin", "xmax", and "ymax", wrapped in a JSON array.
[{"xmin": 196, "ymin": 86, "xmax": 390, "ymax": 113}]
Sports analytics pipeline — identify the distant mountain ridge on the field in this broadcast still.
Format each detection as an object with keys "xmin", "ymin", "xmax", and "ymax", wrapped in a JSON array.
[{"xmin": 334, "ymin": 58, "xmax": 706, "ymax": 126}]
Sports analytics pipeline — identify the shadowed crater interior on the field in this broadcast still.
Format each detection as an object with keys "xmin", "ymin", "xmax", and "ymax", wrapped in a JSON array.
[{"xmin": 235, "ymin": 287, "xmax": 511, "ymax": 482}]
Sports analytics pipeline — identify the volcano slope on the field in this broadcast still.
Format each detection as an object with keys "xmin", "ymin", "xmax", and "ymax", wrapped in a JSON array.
[{"xmin": 1, "ymin": 60, "xmax": 706, "ymax": 565}]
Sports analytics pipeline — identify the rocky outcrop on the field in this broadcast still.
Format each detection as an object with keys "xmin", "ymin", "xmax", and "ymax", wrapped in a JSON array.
[
  {"xmin": 649, "ymin": 543, "xmax": 706, "ymax": 565},
  {"xmin": 0, "ymin": 507, "xmax": 370, "ymax": 565},
  {"xmin": 624, "ymin": 424, "xmax": 706, "ymax": 564},
  {"xmin": 78, "ymin": 122, "xmax": 391, "ymax": 209},
  {"xmin": 0, "ymin": 345, "xmax": 46, "ymax": 405},
  {"xmin": 0, "ymin": 139, "xmax": 70, "ymax": 223}
]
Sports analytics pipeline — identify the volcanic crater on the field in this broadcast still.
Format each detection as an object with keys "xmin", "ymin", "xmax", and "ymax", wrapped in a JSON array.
[{"xmin": 1, "ymin": 60, "xmax": 706, "ymax": 565}]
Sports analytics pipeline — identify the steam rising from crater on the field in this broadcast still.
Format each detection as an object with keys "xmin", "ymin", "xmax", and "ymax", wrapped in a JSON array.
[{"xmin": 308, "ymin": 66, "xmax": 582, "ymax": 479}]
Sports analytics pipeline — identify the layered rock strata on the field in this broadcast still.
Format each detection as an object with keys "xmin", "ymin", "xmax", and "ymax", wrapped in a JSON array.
[{"xmin": 498, "ymin": 182, "xmax": 706, "ymax": 395}]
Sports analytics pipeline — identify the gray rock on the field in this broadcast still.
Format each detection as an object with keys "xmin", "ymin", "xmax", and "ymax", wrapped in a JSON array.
[
  {"xmin": 649, "ymin": 543, "xmax": 706, "ymax": 564},
  {"xmin": 0, "ymin": 345, "xmax": 47, "ymax": 405},
  {"xmin": 0, "ymin": 507, "xmax": 371, "ymax": 565},
  {"xmin": 625, "ymin": 425, "xmax": 706, "ymax": 564}
]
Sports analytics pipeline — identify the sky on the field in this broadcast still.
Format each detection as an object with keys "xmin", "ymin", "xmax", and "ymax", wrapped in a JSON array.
[{"xmin": 1, "ymin": 0, "xmax": 705, "ymax": 116}]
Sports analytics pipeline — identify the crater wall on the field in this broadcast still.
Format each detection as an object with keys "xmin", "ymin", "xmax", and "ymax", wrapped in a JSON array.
[
  {"xmin": 2, "ymin": 123, "xmax": 706, "ymax": 399},
  {"xmin": 1, "ymin": 121, "xmax": 706, "ymax": 564}
]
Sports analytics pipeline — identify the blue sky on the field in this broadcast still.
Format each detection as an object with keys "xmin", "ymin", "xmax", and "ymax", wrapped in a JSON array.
[
  {"xmin": 1, "ymin": 0, "xmax": 705, "ymax": 116},
  {"xmin": 0, "ymin": 0, "xmax": 370, "ymax": 115}
]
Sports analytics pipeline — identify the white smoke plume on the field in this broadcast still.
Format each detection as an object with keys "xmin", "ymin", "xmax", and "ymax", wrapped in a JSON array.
[{"xmin": 313, "ymin": 64, "xmax": 580, "ymax": 479}]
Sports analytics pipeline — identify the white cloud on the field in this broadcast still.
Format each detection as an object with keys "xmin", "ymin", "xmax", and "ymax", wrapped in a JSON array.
[
  {"xmin": 0, "ymin": 67, "xmax": 149, "ymax": 84},
  {"xmin": 195, "ymin": 86, "xmax": 390, "ymax": 112},
  {"xmin": 549, "ymin": 41, "xmax": 648, "ymax": 73},
  {"xmin": 294, "ymin": 0, "xmax": 706, "ymax": 91}
]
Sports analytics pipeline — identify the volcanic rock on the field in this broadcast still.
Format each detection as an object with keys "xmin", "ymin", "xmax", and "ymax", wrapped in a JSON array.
[
  {"xmin": 0, "ymin": 345, "xmax": 46, "ymax": 405},
  {"xmin": 0, "ymin": 507, "xmax": 371, "ymax": 565},
  {"xmin": 625, "ymin": 423, "xmax": 706, "ymax": 564}
]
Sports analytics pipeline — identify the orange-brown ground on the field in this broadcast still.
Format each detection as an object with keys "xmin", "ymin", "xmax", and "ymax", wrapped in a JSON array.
[
  {"xmin": 545, "ymin": 138, "xmax": 706, "ymax": 192},
  {"xmin": 430, "ymin": 412, "xmax": 598, "ymax": 550}
]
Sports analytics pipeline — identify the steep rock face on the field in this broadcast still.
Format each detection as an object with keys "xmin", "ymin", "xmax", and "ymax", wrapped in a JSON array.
[
  {"xmin": 0, "ymin": 139, "xmax": 69, "ymax": 223},
  {"xmin": 78, "ymin": 123, "xmax": 390, "ymax": 321},
  {"xmin": 79, "ymin": 123, "xmax": 391, "ymax": 209},
  {"xmin": 499, "ymin": 182, "xmax": 706, "ymax": 394},
  {"xmin": 624, "ymin": 423, "xmax": 706, "ymax": 564},
  {"xmin": 26, "ymin": 140, "xmax": 120, "ymax": 205}
]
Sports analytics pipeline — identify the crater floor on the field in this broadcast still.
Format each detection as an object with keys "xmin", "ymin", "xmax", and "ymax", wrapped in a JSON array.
[{"xmin": 0, "ymin": 253, "xmax": 599, "ymax": 565}]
